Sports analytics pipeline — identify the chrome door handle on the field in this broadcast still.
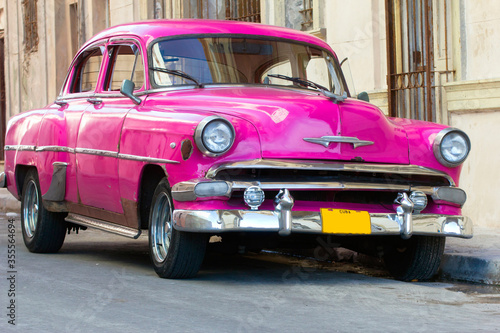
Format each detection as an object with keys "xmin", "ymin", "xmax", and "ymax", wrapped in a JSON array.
[{"xmin": 87, "ymin": 98, "xmax": 102, "ymax": 105}]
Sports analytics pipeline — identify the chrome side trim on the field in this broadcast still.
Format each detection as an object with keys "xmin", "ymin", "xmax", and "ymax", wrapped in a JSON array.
[
  {"xmin": 206, "ymin": 159, "xmax": 455, "ymax": 186},
  {"xmin": 304, "ymin": 136, "xmax": 374, "ymax": 149},
  {"xmin": 42, "ymin": 162, "xmax": 68, "ymax": 202},
  {"xmin": 118, "ymin": 153, "xmax": 180, "ymax": 164},
  {"xmin": 75, "ymin": 148, "xmax": 118, "ymax": 158},
  {"xmin": 36, "ymin": 146, "xmax": 76, "ymax": 153},
  {"xmin": 173, "ymin": 209, "xmax": 472, "ymax": 239},
  {"xmin": 5, "ymin": 145, "xmax": 36, "ymax": 151},
  {"xmin": 65, "ymin": 213, "xmax": 140, "ymax": 239},
  {"xmin": 30, "ymin": 145, "xmax": 179, "ymax": 164}
]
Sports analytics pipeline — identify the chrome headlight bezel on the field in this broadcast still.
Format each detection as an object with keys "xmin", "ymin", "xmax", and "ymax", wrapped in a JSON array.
[
  {"xmin": 194, "ymin": 116, "xmax": 235, "ymax": 157},
  {"xmin": 433, "ymin": 128, "xmax": 471, "ymax": 167}
]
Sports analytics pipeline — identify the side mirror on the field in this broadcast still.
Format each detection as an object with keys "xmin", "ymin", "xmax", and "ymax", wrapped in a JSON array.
[
  {"xmin": 357, "ymin": 91, "xmax": 370, "ymax": 102},
  {"xmin": 120, "ymin": 79, "xmax": 141, "ymax": 105}
]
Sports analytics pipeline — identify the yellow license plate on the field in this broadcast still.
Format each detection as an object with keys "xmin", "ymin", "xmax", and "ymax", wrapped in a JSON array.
[{"xmin": 321, "ymin": 209, "xmax": 371, "ymax": 234}]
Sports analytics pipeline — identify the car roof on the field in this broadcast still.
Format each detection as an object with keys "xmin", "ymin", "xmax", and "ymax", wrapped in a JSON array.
[{"xmin": 84, "ymin": 19, "xmax": 334, "ymax": 55}]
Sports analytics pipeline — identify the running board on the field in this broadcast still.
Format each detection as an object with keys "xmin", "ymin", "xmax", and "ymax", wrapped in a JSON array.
[{"xmin": 65, "ymin": 213, "xmax": 141, "ymax": 239}]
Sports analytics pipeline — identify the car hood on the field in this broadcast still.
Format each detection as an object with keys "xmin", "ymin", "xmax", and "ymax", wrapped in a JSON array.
[{"xmin": 154, "ymin": 86, "xmax": 409, "ymax": 164}]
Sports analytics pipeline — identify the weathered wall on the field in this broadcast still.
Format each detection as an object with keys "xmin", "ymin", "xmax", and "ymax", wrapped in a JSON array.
[
  {"xmin": 4, "ymin": 0, "xmax": 51, "ymax": 117},
  {"xmin": 461, "ymin": 0, "xmax": 500, "ymax": 81},
  {"xmin": 450, "ymin": 110, "xmax": 500, "ymax": 228},
  {"xmin": 446, "ymin": 79, "xmax": 500, "ymax": 229},
  {"xmin": 444, "ymin": 1, "xmax": 500, "ymax": 228},
  {"xmin": 324, "ymin": 0, "xmax": 387, "ymax": 94}
]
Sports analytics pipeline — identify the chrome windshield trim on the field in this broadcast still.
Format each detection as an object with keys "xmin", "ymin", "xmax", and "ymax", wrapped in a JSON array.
[
  {"xmin": 303, "ymin": 136, "xmax": 374, "ymax": 149},
  {"xmin": 206, "ymin": 159, "xmax": 455, "ymax": 186},
  {"xmin": 5, "ymin": 145, "xmax": 36, "ymax": 151}
]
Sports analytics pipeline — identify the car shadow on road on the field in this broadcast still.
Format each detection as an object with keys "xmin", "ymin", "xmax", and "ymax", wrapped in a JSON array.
[{"xmin": 48, "ymin": 229, "xmax": 392, "ymax": 285}]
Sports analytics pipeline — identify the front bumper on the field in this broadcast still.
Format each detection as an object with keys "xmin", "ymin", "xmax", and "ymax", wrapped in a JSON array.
[
  {"xmin": 173, "ymin": 209, "xmax": 472, "ymax": 238},
  {"xmin": 171, "ymin": 161, "xmax": 471, "ymax": 239}
]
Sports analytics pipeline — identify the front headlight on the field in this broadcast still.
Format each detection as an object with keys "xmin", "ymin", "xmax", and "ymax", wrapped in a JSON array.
[
  {"xmin": 195, "ymin": 116, "xmax": 235, "ymax": 156},
  {"xmin": 433, "ymin": 128, "xmax": 471, "ymax": 167}
]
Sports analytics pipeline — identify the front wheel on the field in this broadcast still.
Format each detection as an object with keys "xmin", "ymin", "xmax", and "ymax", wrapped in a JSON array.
[
  {"xmin": 383, "ymin": 235, "xmax": 445, "ymax": 281},
  {"xmin": 148, "ymin": 178, "xmax": 207, "ymax": 278},
  {"xmin": 21, "ymin": 170, "xmax": 67, "ymax": 253}
]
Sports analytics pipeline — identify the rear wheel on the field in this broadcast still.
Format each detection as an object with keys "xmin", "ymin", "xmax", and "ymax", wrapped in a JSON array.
[
  {"xmin": 383, "ymin": 235, "xmax": 445, "ymax": 281},
  {"xmin": 148, "ymin": 178, "xmax": 207, "ymax": 278},
  {"xmin": 21, "ymin": 170, "xmax": 67, "ymax": 253}
]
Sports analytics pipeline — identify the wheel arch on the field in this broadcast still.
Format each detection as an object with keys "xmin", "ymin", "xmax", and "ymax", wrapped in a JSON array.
[
  {"xmin": 138, "ymin": 164, "xmax": 168, "ymax": 230},
  {"xmin": 15, "ymin": 165, "xmax": 37, "ymax": 197}
]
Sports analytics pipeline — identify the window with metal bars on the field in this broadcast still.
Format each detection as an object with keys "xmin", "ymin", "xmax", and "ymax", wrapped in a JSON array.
[
  {"xmin": 385, "ymin": 0, "xmax": 452, "ymax": 122},
  {"xmin": 22, "ymin": 0, "xmax": 39, "ymax": 53},
  {"xmin": 300, "ymin": 0, "xmax": 313, "ymax": 31},
  {"xmin": 176, "ymin": 0, "xmax": 260, "ymax": 22},
  {"xmin": 225, "ymin": 0, "xmax": 260, "ymax": 22}
]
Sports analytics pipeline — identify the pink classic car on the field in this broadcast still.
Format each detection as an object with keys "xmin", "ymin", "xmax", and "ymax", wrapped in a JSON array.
[{"xmin": 1, "ymin": 20, "xmax": 471, "ymax": 280}]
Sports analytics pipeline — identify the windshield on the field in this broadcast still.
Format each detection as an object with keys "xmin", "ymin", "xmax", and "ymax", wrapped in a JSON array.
[{"xmin": 150, "ymin": 36, "xmax": 347, "ymax": 95}]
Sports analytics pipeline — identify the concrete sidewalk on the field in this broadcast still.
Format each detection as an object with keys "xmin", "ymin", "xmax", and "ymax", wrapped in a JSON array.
[{"xmin": 1, "ymin": 187, "xmax": 498, "ymax": 285}]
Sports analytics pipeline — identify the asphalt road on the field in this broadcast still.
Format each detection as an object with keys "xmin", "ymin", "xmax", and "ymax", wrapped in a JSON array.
[{"xmin": 0, "ymin": 214, "xmax": 499, "ymax": 333}]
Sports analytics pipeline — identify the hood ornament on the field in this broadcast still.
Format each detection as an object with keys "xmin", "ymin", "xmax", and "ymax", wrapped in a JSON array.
[{"xmin": 303, "ymin": 136, "xmax": 374, "ymax": 149}]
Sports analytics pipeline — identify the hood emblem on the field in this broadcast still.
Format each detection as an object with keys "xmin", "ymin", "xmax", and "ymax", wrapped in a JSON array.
[{"xmin": 303, "ymin": 136, "xmax": 374, "ymax": 149}]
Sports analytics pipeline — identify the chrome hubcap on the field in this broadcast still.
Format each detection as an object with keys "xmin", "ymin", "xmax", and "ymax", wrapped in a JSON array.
[
  {"xmin": 151, "ymin": 192, "xmax": 173, "ymax": 263},
  {"xmin": 23, "ymin": 180, "xmax": 39, "ymax": 239}
]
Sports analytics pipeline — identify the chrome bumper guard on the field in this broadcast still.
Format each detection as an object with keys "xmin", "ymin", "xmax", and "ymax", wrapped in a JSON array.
[{"xmin": 173, "ymin": 189, "xmax": 472, "ymax": 239}]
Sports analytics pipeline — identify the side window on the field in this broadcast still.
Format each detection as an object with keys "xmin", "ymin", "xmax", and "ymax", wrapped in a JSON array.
[
  {"xmin": 105, "ymin": 44, "xmax": 145, "ymax": 91},
  {"xmin": 70, "ymin": 48, "xmax": 104, "ymax": 93}
]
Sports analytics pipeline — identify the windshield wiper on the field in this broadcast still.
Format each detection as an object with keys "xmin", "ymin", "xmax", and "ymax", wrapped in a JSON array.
[
  {"xmin": 267, "ymin": 74, "xmax": 345, "ymax": 103},
  {"xmin": 151, "ymin": 67, "xmax": 202, "ymax": 88}
]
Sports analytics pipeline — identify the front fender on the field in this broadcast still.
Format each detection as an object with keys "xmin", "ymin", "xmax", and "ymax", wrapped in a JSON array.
[
  {"xmin": 117, "ymin": 107, "xmax": 261, "ymax": 204},
  {"xmin": 4, "ymin": 110, "xmax": 45, "ymax": 198}
]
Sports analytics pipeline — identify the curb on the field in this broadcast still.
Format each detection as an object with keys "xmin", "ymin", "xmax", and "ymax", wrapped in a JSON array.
[{"xmin": 439, "ymin": 252, "xmax": 500, "ymax": 285}]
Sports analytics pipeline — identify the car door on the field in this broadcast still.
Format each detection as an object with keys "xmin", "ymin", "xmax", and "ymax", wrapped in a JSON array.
[
  {"xmin": 37, "ymin": 43, "xmax": 106, "ymax": 205},
  {"xmin": 76, "ymin": 40, "xmax": 146, "ymax": 218}
]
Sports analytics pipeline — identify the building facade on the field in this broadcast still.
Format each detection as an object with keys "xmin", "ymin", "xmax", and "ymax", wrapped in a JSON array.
[{"xmin": 0, "ymin": 0, "xmax": 498, "ymax": 228}]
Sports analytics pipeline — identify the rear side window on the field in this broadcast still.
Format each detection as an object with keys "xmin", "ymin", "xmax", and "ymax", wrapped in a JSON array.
[
  {"xmin": 104, "ymin": 44, "xmax": 145, "ymax": 91},
  {"xmin": 70, "ymin": 47, "xmax": 104, "ymax": 93}
]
